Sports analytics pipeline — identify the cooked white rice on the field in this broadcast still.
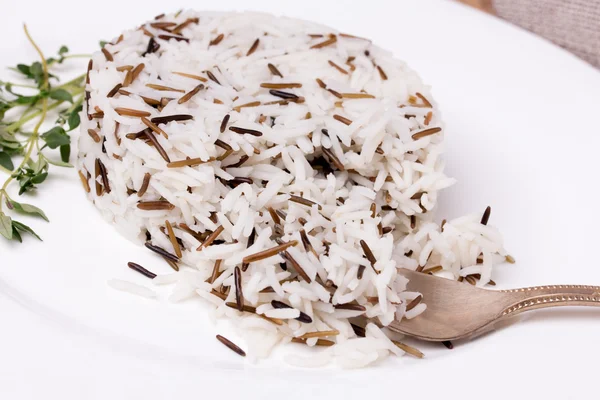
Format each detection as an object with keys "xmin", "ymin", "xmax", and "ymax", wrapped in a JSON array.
[{"xmin": 78, "ymin": 10, "xmax": 509, "ymax": 367}]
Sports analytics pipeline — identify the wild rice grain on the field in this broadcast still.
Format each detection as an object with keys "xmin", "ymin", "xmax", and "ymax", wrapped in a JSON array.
[
  {"xmin": 481, "ymin": 206, "xmax": 491, "ymax": 225},
  {"xmin": 167, "ymin": 157, "xmax": 214, "ymax": 168},
  {"xmin": 334, "ymin": 303, "xmax": 366, "ymax": 311},
  {"xmin": 442, "ymin": 341, "xmax": 454, "ymax": 350},
  {"xmin": 271, "ymin": 300, "xmax": 312, "ymax": 323},
  {"xmin": 209, "ymin": 33, "xmax": 224, "ymax": 46},
  {"xmin": 321, "ymin": 147, "xmax": 345, "ymax": 171},
  {"xmin": 137, "ymin": 173, "xmax": 151, "ymax": 197},
  {"xmin": 165, "ymin": 220, "xmax": 182, "ymax": 258},
  {"xmin": 106, "ymin": 83, "xmax": 123, "ymax": 98},
  {"xmin": 299, "ymin": 229, "xmax": 318, "ymax": 258},
  {"xmin": 115, "ymin": 108, "xmax": 151, "ymax": 117},
  {"xmin": 351, "ymin": 323, "xmax": 366, "ymax": 337},
  {"xmin": 392, "ymin": 341, "xmax": 425, "ymax": 359},
  {"xmin": 144, "ymin": 242, "xmax": 179, "ymax": 262},
  {"xmin": 269, "ymin": 90, "xmax": 298, "ymax": 100},
  {"xmin": 310, "ymin": 35, "xmax": 337, "ymax": 49},
  {"xmin": 197, "ymin": 226, "xmax": 225, "ymax": 250},
  {"xmin": 164, "ymin": 258, "xmax": 179, "ymax": 271},
  {"xmin": 357, "ymin": 265, "xmax": 366, "ymax": 279},
  {"xmin": 87, "ymin": 129, "xmax": 101, "ymax": 143},
  {"xmin": 328, "ymin": 60, "xmax": 348, "ymax": 74},
  {"xmin": 94, "ymin": 159, "xmax": 103, "ymax": 196},
  {"xmin": 127, "ymin": 262, "xmax": 157, "ymax": 279},
  {"xmin": 130, "ymin": 63, "xmax": 145, "ymax": 83},
  {"xmin": 405, "ymin": 295, "xmax": 422, "ymax": 312},
  {"xmin": 172, "ymin": 71, "xmax": 208, "ymax": 81},
  {"xmin": 359, "ymin": 240, "xmax": 377, "ymax": 269},
  {"xmin": 209, "ymin": 259, "xmax": 222, "ymax": 284},
  {"xmin": 376, "ymin": 65, "xmax": 388, "ymax": 80},
  {"xmin": 158, "ymin": 34, "xmax": 190, "ymax": 42},
  {"xmin": 142, "ymin": 37, "xmax": 160, "ymax": 57},
  {"xmin": 411, "ymin": 127, "xmax": 442, "ymax": 140},
  {"xmin": 289, "ymin": 195, "xmax": 321, "ymax": 210},
  {"xmin": 229, "ymin": 126, "xmax": 263, "ymax": 136},
  {"xmin": 101, "ymin": 47, "xmax": 113, "ymax": 62},
  {"xmin": 216, "ymin": 335, "xmax": 246, "ymax": 357},
  {"xmin": 151, "ymin": 114, "xmax": 194, "ymax": 124},
  {"xmin": 281, "ymin": 250, "xmax": 311, "ymax": 283},
  {"xmin": 206, "ymin": 70, "xmax": 220, "ymax": 85},
  {"xmin": 116, "ymin": 65, "xmax": 133, "ymax": 72},
  {"xmin": 241, "ymin": 228, "xmax": 256, "ymax": 272},
  {"xmin": 260, "ymin": 82, "xmax": 302, "ymax": 89},
  {"xmin": 234, "ymin": 266, "xmax": 244, "ymax": 311},
  {"xmin": 171, "ymin": 18, "xmax": 197, "ymax": 35},
  {"xmin": 291, "ymin": 338, "xmax": 334, "ymax": 346},
  {"xmin": 267, "ymin": 207, "xmax": 281, "ymax": 226},
  {"xmin": 333, "ymin": 114, "xmax": 352, "ymax": 125},
  {"xmin": 328, "ymin": 89, "xmax": 342, "ymax": 98},
  {"xmin": 465, "ymin": 275, "xmax": 477, "ymax": 285},
  {"xmin": 78, "ymin": 170, "xmax": 90, "ymax": 193},
  {"xmin": 97, "ymin": 159, "xmax": 111, "ymax": 193},
  {"xmin": 242, "ymin": 241, "xmax": 298, "ymax": 263},
  {"xmin": 246, "ymin": 38, "xmax": 260, "ymax": 56},
  {"xmin": 220, "ymin": 114, "xmax": 230, "ymax": 133},
  {"xmin": 143, "ymin": 130, "xmax": 171, "ymax": 162},
  {"xmin": 137, "ymin": 200, "xmax": 175, "ymax": 211},
  {"xmin": 341, "ymin": 93, "xmax": 375, "ymax": 99},
  {"xmin": 297, "ymin": 330, "xmax": 339, "ymax": 339},
  {"xmin": 233, "ymin": 101, "xmax": 261, "ymax": 112},
  {"xmin": 423, "ymin": 265, "xmax": 443, "ymax": 274},
  {"xmin": 178, "ymin": 84, "xmax": 204, "ymax": 104},
  {"xmin": 141, "ymin": 116, "xmax": 169, "ymax": 139},
  {"xmin": 267, "ymin": 63, "xmax": 283, "ymax": 77},
  {"xmin": 424, "ymin": 111, "xmax": 433, "ymax": 125},
  {"xmin": 146, "ymin": 83, "xmax": 185, "ymax": 93},
  {"xmin": 415, "ymin": 92, "xmax": 432, "ymax": 108}
]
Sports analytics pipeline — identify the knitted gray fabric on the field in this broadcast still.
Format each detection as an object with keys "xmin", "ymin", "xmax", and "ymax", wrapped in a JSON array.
[{"xmin": 493, "ymin": 0, "xmax": 600, "ymax": 67}]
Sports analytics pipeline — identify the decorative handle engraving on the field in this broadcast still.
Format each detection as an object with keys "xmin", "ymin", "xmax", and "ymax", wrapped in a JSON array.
[{"xmin": 501, "ymin": 290, "xmax": 600, "ymax": 317}]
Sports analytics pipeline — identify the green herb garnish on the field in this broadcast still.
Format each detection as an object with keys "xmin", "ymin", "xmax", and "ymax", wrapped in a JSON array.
[{"xmin": 0, "ymin": 25, "xmax": 88, "ymax": 242}]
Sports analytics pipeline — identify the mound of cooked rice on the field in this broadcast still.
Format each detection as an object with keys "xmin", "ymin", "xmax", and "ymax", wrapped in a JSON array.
[{"xmin": 78, "ymin": 10, "xmax": 509, "ymax": 368}]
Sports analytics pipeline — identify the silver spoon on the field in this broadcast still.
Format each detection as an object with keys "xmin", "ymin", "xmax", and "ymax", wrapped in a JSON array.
[{"xmin": 388, "ymin": 268, "xmax": 600, "ymax": 341}]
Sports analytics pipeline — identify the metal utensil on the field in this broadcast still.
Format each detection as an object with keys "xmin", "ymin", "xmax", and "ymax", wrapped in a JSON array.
[{"xmin": 388, "ymin": 268, "xmax": 600, "ymax": 341}]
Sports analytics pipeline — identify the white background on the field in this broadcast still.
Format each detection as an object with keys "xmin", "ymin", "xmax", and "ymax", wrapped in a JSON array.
[{"xmin": 2, "ymin": 0, "xmax": 600, "ymax": 399}]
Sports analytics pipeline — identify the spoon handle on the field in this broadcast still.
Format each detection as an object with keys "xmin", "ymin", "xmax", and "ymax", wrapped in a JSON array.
[{"xmin": 500, "ymin": 286, "xmax": 600, "ymax": 317}]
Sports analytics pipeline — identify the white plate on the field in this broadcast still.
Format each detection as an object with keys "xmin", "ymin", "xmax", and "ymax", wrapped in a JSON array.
[{"xmin": 2, "ymin": 0, "xmax": 600, "ymax": 398}]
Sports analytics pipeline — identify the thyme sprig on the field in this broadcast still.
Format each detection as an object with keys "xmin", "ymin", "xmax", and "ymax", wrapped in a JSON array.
[{"xmin": 0, "ymin": 25, "xmax": 88, "ymax": 242}]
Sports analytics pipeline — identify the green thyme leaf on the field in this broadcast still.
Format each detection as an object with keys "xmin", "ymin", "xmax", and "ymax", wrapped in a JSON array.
[
  {"xmin": 67, "ymin": 106, "xmax": 82, "ymax": 131},
  {"xmin": 41, "ymin": 126, "xmax": 70, "ymax": 149},
  {"xmin": 15, "ymin": 95, "xmax": 40, "ymax": 105},
  {"xmin": 12, "ymin": 220, "xmax": 42, "ymax": 241},
  {"xmin": 49, "ymin": 88, "xmax": 73, "ymax": 103},
  {"xmin": 16, "ymin": 64, "xmax": 31, "ymax": 77},
  {"xmin": 46, "ymin": 158, "xmax": 72, "ymax": 168},
  {"xmin": 60, "ymin": 143, "xmax": 71, "ymax": 163},
  {"xmin": 0, "ymin": 151, "xmax": 14, "ymax": 170},
  {"xmin": 8, "ymin": 199, "xmax": 49, "ymax": 221},
  {"xmin": 0, "ymin": 214, "xmax": 13, "ymax": 240},
  {"xmin": 31, "ymin": 172, "xmax": 48, "ymax": 184},
  {"xmin": 11, "ymin": 225, "xmax": 22, "ymax": 242},
  {"xmin": 31, "ymin": 158, "xmax": 48, "ymax": 174}
]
